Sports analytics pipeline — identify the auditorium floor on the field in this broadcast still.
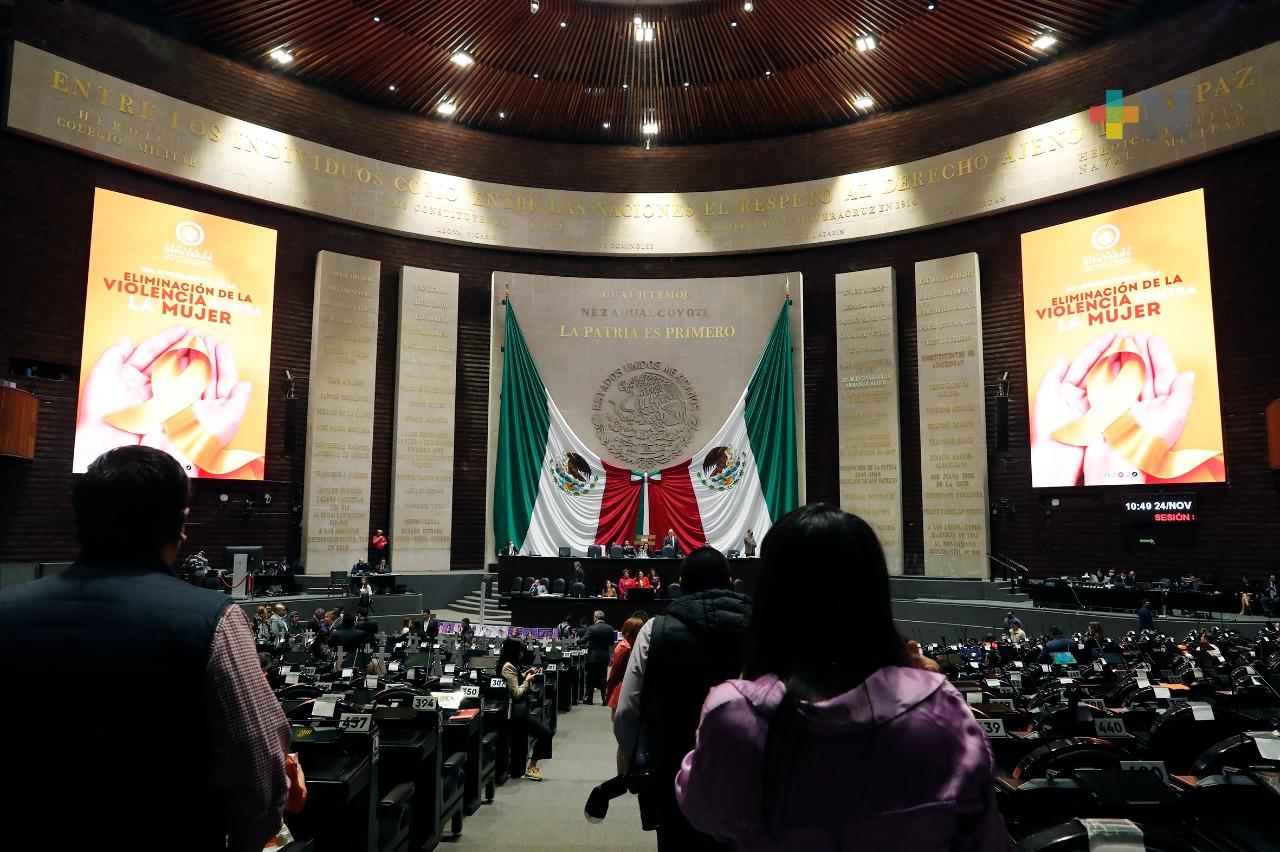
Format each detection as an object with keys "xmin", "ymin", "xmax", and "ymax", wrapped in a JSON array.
[{"xmin": 447, "ymin": 702, "xmax": 656, "ymax": 850}]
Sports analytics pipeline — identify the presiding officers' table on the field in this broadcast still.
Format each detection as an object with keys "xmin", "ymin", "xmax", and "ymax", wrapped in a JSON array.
[{"xmin": 496, "ymin": 555, "xmax": 760, "ymax": 598}]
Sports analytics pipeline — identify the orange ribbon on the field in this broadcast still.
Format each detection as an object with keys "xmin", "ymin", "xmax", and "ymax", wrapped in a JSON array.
[
  {"xmin": 1051, "ymin": 337, "xmax": 1223, "ymax": 481},
  {"xmin": 103, "ymin": 335, "xmax": 261, "ymax": 475}
]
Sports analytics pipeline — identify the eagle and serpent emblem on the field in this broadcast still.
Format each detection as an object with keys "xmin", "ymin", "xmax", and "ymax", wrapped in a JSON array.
[
  {"xmin": 696, "ymin": 445, "xmax": 750, "ymax": 492},
  {"xmin": 549, "ymin": 451, "xmax": 599, "ymax": 496},
  {"xmin": 591, "ymin": 364, "xmax": 699, "ymax": 469}
]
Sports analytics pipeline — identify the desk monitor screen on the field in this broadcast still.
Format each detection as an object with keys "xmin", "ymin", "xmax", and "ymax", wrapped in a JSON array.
[
  {"xmin": 1052, "ymin": 651, "xmax": 1077, "ymax": 665},
  {"xmin": 225, "ymin": 546, "xmax": 263, "ymax": 577}
]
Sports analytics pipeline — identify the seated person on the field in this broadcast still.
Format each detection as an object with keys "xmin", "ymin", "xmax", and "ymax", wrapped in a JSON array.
[
  {"xmin": 622, "ymin": 540, "xmax": 636, "ymax": 557},
  {"xmin": 531, "ymin": 578, "xmax": 549, "ymax": 596},
  {"xmin": 352, "ymin": 560, "xmax": 370, "ymax": 576},
  {"xmin": 958, "ymin": 638, "xmax": 984, "ymax": 663},
  {"xmin": 618, "ymin": 568, "xmax": 637, "ymax": 599},
  {"xmin": 601, "ymin": 579, "xmax": 618, "ymax": 598},
  {"xmin": 1038, "ymin": 624, "xmax": 1075, "ymax": 663},
  {"xmin": 674, "ymin": 505, "xmax": 1007, "ymax": 849},
  {"xmin": 1006, "ymin": 623, "xmax": 1027, "ymax": 645},
  {"xmin": 376, "ymin": 558, "xmax": 391, "ymax": 574},
  {"xmin": 1082, "ymin": 621, "xmax": 1106, "ymax": 661},
  {"xmin": 636, "ymin": 544, "xmax": 649, "ymax": 558}
]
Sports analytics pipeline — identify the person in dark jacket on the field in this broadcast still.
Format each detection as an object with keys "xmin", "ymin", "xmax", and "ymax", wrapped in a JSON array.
[
  {"xmin": 1038, "ymin": 624, "xmax": 1076, "ymax": 663},
  {"xmin": 0, "ymin": 446, "xmax": 291, "ymax": 851},
  {"xmin": 1137, "ymin": 600, "xmax": 1156, "ymax": 631},
  {"xmin": 613, "ymin": 547, "xmax": 751, "ymax": 851},
  {"xmin": 330, "ymin": 613, "xmax": 368, "ymax": 652},
  {"xmin": 584, "ymin": 610, "xmax": 615, "ymax": 704}
]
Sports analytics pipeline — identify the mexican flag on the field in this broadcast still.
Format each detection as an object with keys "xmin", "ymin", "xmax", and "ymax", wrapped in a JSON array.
[
  {"xmin": 493, "ymin": 301, "xmax": 797, "ymax": 556},
  {"xmin": 648, "ymin": 303, "xmax": 798, "ymax": 553}
]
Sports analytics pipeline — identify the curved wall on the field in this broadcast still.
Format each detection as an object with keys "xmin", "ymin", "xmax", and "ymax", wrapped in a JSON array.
[{"xmin": 2, "ymin": 0, "xmax": 1278, "ymax": 579}]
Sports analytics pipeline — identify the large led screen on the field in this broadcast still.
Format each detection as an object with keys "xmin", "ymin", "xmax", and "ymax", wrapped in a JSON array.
[
  {"xmin": 1021, "ymin": 189, "xmax": 1225, "ymax": 488},
  {"xmin": 73, "ymin": 189, "xmax": 276, "ymax": 479}
]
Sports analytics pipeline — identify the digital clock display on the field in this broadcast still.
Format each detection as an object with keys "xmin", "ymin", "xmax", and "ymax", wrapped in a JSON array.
[{"xmin": 1122, "ymin": 494, "xmax": 1197, "ymax": 523}]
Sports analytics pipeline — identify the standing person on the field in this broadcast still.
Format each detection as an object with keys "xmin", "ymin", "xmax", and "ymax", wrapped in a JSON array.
[
  {"xmin": 674, "ymin": 505, "xmax": 1008, "ymax": 850},
  {"xmin": 607, "ymin": 616, "xmax": 647, "ymax": 774},
  {"xmin": 309, "ymin": 607, "xmax": 328, "ymax": 634},
  {"xmin": 421, "ymin": 609, "xmax": 441, "ymax": 642},
  {"xmin": 358, "ymin": 577, "xmax": 374, "ymax": 613},
  {"xmin": 252, "ymin": 606, "xmax": 272, "ymax": 645},
  {"xmin": 743, "ymin": 528, "xmax": 757, "ymax": 558},
  {"xmin": 370, "ymin": 529, "xmax": 388, "ymax": 565},
  {"xmin": 584, "ymin": 610, "xmax": 615, "ymax": 705},
  {"xmin": 1137, "ymin": 599, "xmax": 1156, "ymax": 631},
  {"xmin": 457, "ymin": 618, "xmax": 475, "ymax": 645},
  {"xmin": 500, "ymin": 540, "xmax": 518, "ymax": 557},
  {"xmin": 573, "ymin": 560, "xmax": 586, "ymax": 587},
  {"xmin": 663, "ymin": 528, "xmax": 679, "ymax": 555},
  {"xmin": 613, "ymin": 547, "xmax": 751, "ymax": 851},
  {"xmin": 268, "ymin": 603, "xmax": 290, "ymax": 645},
  {"xmin": 619, "ymin": 568, "xmax": 637, "ymax": 599},
  {"xmin": 648, "ymin": 569, "xmax": 662, "ymax": 598},
  {"xmin": 0, "ymin": 446, "xmax": 292, "ymax": 851},
  {"xmin": 557, "ymin": 614, "xmax": 574, "ymax": 640},
  {"xmin": 497, "ymin": 638, "xmax": 553, "ymax": 780}
]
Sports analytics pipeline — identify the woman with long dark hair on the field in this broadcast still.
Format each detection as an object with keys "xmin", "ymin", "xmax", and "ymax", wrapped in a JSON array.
[
  {"xmin": 675, "ymin": 504, "xmax": 1008, "ymax": 850},
  {"xmin": 496, "ymin": 638, "xmax": 553, "ymax": 781}
]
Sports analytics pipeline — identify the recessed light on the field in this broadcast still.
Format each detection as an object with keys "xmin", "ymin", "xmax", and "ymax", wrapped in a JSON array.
[
  {"xmin": 743, "ymin": 1, "xmax": 754, "ymax": 11},
  {"xmin": 499, "ymin": 111, "xmax": 506, "ymax": 119},
  {"xmin": 855, "ymin": 34, "xmax": 877, "ymax": 52},
  {"xmin": 560, "ymin": 21, "xmax": 567, "ymax": 28},
  {"xmin": 642, "ymin": 121, "xmax": 659, "ymax": 135},
  {"xmin": 731, "ymin": 20, "xmax": 739, "ymax": 27},
  {"xmin": 683, "ymin": 81, "xmax": 690, "ymax": 88},
  {"xmin": 602, "ymin": 121, "xmax": 611, "ymax": 128},
  {"xmin": 530, "ymin": 0, "xmax": 539, "ymax": 12},
  {"xmin": 854, "ymin": 95, "xmax": 874, "ymax": 109},
  {"xmin": 388, "ymin": 84, "xmax": 396, "ymax": 91},
  {"xmin": 451, "ymin": 51, "xmax": 474, "ymax": 67},
  {"xmin": 373, "ymin": 15, "xmax": 381, "ymax": 22},
  {"xmin": 926, "ymin": 2, "xmax": 935, "ymax": 8},
  {"xmin": 1031, "ymin": 34, "xmax": 1057, "ymax": 50},
  {"xmin": 533, "ymin": 73, "xmax": 540, "ymax": 79},
  {"xmin": 764, "ymin": 70, "xmax": 772, "ymax": 77},
  {"xmin": 269, "ymin": 47, "xmax": 293, "ymax": 65},
  {"xmin": 436, "ymin": 101, "xmax": 457, "ymax": 116},
  {"xmin": 622, "ymin": 83, "xmax": 629, "ymax": 89}
]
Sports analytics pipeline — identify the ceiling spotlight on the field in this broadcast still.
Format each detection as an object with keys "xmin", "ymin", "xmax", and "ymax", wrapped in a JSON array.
[
  {"xmin": 533, "ymin": 72, "xmax": 540, "ymax": 79},
  {"xmin": 622, "ymin": 82, "xmax": 629, "ymax": 89},
  {"xmin": 530, "ymin": 0, "xmax": 539, "ymax": 12},
  {"xmin": 499, "ymin": 111, "xmax": 506, "ymax": 119},
  {"xmin": 683, "ymin": 81, "xmax": 690, "ymax": 88},
  {"xmin": 731, "ymin": 20, "xmax": 739, "ymax": 27},
  {"xmin": 388, "ymin": 84, "xmax": 396, "ymax": 91},
  {"xmin": 764, "ymin": 69, "xmax": 772, "ymax": 77},
  {"xmin": 634, "ymin": 20, "xmax": 655, "ymax": 42},
  {"xmin": 373, "ymin": 14, "xmax": 381, "ymax": 22},
  {"xmin": 451, "ymin": 50, "xmax": 474, "ymax": 67},
  {"xmin": 560, "ymin": 21, "xmax": 567, "ymax": 28},
  {"xmin": 854, "ymin": 95, "xmax": 874, "ymax": 109},
  {"xmin": 642, "ymin": 121, "xmax": 659, "ymax": 135},
  {"xmin": 855, "ymin": 34, "xmax": 877, "ymax": 52},
  {"xmin": 436, "ymin": 101, "xmax": 457, "ymax": 116},
  {"xmin": 1031, "ymin": 34, "xmax": 1058, "ymax": 50},
  {"xmin": 269, "ymin": 47, "xmax": 293, "ymax": 65},
  {"xmin": 602, "ymin": 121, "xmax": 611, "ymax": 128},
  {"xmin": 743, "ymin": 0, "xmax": 754, "ymax": 10},
  {"xmin": 926, "ymin": 2, "xmax": 935, "ymax": 8}
]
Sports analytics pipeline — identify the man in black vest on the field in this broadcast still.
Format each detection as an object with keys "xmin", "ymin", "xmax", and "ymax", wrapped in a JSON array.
[
  {"xmin": 0, "ymin": 446, "xmax": 291, "ymax": 851},
  {"xmin": 584, "ymin": 610, "xmax": 615, "ymax": 704},
  {"xmin": 613, "ymin": 547, "xmax": 750, "ymax": 850}
]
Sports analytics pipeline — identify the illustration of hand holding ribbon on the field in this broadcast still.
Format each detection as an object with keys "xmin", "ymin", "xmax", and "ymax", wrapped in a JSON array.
[
  {"xmin": 75, "ymin": 325, "xmax": 261, "ymax": 477},
  {"xmin": 1031, "ymin": 330, "xmax": 1223, "ymax": 487}
]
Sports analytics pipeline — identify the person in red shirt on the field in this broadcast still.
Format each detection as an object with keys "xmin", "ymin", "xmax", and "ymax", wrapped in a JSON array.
[
  {"xmin": 638, "ymin": 572, "xmax": 651, "ymax": 589},
  {"xmin": 618, "ymin": 568, "xmax": 637, "ymax": 599},
  {"xmin": 370, "ymin": 529, "xmax": 388, "ymax": 564}
]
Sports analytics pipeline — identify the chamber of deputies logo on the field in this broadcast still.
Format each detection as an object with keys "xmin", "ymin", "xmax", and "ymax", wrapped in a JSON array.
[
  {"xmin": 1090, "ymin": 224, "xmax": 1120, "ymax": 251},
  {"xmin": 175, "ymin": 220, "xmax": 206, "ymax": 247}
]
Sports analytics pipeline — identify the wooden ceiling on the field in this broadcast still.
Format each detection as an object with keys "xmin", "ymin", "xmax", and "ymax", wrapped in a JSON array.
[{"xmin": 137, "ymin": 0, "xmax": 1167, "ymax": 146}]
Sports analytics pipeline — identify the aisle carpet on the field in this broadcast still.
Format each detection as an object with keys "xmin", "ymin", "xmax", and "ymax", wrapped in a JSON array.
[{"xmin": 444, "ymin": 702, "xmax": 657, "ymax": 850}]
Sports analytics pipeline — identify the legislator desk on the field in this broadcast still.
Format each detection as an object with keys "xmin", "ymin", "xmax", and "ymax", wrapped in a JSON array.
[
  {"xmin": 505, "ymin": 594, "xmax": 672, "ymax": 628},
  {"xmin": 497, "ymin": 555, "xmax": 760, "ymax": 598},
  {"xmin": 1026, "ymin": 580, "xmax": 1235, "ymax": 616}
]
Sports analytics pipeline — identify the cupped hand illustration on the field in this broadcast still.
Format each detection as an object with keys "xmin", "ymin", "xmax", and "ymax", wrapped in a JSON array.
[
  {"xmin": 74, "ymin": 324, "xmax": 188, "ymax": 470},
  {"xmin": 1029, "ymin": 331, "xmax": 1115, "ymax": 487}
]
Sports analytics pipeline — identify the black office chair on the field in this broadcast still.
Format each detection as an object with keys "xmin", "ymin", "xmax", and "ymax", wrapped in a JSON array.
[
  {"xmin": 509, "ymin": 576, "xmax": 525, "ymax": 595},
  {"xmin": 540, "ymin": 577, "xmax": 550, "ymax": 592},
  {"xmin": 570, "ymin": 581, "xmax": 585, "ymax": 598},
  {"xmin": 609, "ymin": 546, "xmax": 624, "ymax": 558},
  {"xmin": 732, "ymin": 578, "xmax": 746, "ymax": 594},
  {"xmin": 551, "ymin": 578, "xmax": 566, "ymax": 595},
  {"xmin": 587, "ymin": 545, "xmax": 602, "ymax": 558},
  {"xmin": 667, "ymin": 582, "xmax": 682, "ymax": 599},
  {"xmin": 558, "ymin": 546, "xmax": 571, "ymax": 557},
  {"xmin": 662, "ymin": 546, "xmax": 676, "ymax": 559}
]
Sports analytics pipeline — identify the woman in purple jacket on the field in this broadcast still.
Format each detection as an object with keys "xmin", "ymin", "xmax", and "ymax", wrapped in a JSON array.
[{"xmin": 675, "ymin": 504, "xmax": 1010, "ymax": 851}]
